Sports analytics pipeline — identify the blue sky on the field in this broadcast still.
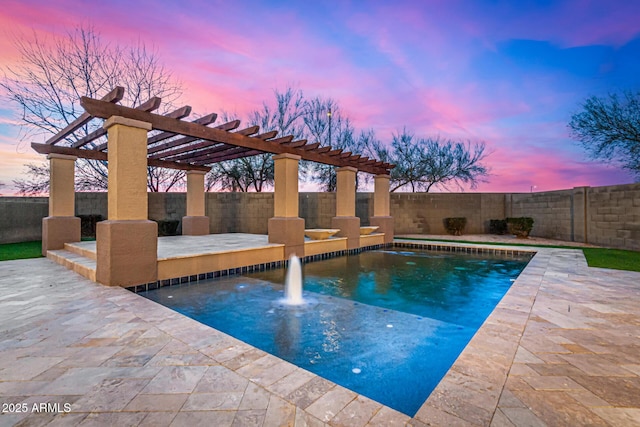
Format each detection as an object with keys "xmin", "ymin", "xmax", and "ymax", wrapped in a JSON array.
[{"xmin": 0, "ymin": 0, "xmax": 639, "ymax": 193}]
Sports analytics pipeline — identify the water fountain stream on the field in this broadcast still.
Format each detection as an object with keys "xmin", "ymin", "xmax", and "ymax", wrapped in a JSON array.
[{"xmin": 283, "ymin": 255, "xmax": 304, "ymax": 305}]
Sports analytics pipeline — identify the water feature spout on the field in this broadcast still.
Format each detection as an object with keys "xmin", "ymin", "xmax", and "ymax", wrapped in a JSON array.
[{"xmin": 283, "ymin": 255, "xmax": 304, "ymax": 305}]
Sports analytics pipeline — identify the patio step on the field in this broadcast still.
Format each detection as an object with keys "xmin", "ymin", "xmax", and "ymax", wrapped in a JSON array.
[
  {"xmin": 64, "ymin": 242, "xmax": 97, "ymax": 260},
  {"xmin": 47, "ymin": 249, "xmax": 97, "ymax": 282}
]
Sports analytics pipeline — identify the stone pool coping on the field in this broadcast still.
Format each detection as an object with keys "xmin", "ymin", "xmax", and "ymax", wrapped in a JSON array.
[{"xmin": 1, "ymin": 240, "xmax": 638, "ymax": 426}]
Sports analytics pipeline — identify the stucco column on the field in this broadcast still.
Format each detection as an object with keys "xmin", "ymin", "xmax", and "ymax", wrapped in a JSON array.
[
  {"xmin": 96, "ymin": 116, "xmax": 158, "ymax": 287},
  {"xmin": 42, "ymin": 154, "xmax": 81, "ymax": 255},
  {"xmin": 268, "ymin": 153, "xmax": 305, "ymax": 258},
  {"xmin": 331, "ymin": 166, "xmax": 360, "ymax": 250},
  {"xmin": 370, "ymin": 174, "xmax": 394, "ymax": 244},
  {"xmin": 182, "ymin": 170, "xmax": 209, "ymax": 235}
]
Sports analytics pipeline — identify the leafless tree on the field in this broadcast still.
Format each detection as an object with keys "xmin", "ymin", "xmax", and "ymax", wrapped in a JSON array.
[
  {"xmin": 302, "ymin": 97, "xmax": 372, "ymax": 191},
  {"xmin": 569, "ymin": 90, "xmax": 640, "ymax": 180},
  {"xmin": 207, "ymin": 88, "xmax": 307, "ymax": 192},
  {"xmin": 369, "ymin": 129, "xmax": 489, "ymax": 192},
  {"xmin": 1, "ymin": 25, "xmax": 185, "ymax": 194}
]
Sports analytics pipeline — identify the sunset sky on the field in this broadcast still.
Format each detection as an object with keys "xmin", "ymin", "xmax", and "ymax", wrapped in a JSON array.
[{"xmin": 1, "ymin": 0, "xmax": 639, "ymax": 194}]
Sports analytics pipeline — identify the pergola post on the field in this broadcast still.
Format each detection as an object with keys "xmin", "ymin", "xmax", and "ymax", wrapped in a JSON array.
[
  {"xmin": 268, "ymin": 153, "xmax": 305, "ymax": 258},
  {"xmin": 96, "ymin": 116, "xmax": 158, "ymax": 287},
  {"xmin": 182, "ymin": 170, "xmax": 209, "ymax": 235},
  {"xmin": 42, "ymin": 154, "xmax": 81, "ymax": 255},
  {"xmin": 370, "ymin": 174, "xmax": 394, "ymax": 244},
  {"xmin": 331, "ymin": 166, "xmax": 360, "ymax": 250}
]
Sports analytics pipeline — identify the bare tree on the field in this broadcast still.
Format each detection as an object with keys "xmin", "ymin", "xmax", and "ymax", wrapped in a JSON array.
[
  {"xmin": 12, "ymin": 163, "xmax": 49, "ymax": 195},
  {"xmin": 302, "ymin": 97, "xmax": 371, "ymax": 191},
  {"xmin": 369, "ymin": 129, "xmax": 489, "ymax": 192},
  {"xmin": 207, "ymin": 88, "xmax": 307, "ymax": 192},
  {"xmin": 1, "ymin": 25, "xmax": 185, "ymax": 194},
  {"xmin": 569, "ymin": 90, "xmax": 640, "ymax": 179}
]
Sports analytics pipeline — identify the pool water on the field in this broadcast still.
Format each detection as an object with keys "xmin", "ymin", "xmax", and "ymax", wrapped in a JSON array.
[{"xmin": 141, "ymin": 249, "xmax": 530, "ymax": 415}]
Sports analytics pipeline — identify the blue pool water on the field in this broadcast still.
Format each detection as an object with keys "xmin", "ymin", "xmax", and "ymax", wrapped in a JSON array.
[{"xmin": 141, "ymin": 249, "xmax": 530, "ymax": 415}]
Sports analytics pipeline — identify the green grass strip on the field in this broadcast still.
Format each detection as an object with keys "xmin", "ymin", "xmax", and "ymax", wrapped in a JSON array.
[
  {"xmin": 582, "ymin": 248, "xmax": 640, "ymax": 272},
  {"xmin": 0, "ymin": 241, "xmax": 43, "ymax": 261}
]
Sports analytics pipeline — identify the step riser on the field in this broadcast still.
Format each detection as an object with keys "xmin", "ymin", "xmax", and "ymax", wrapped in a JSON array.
[
  {"xmin": 63, "ymin": 243, "xmax": 97, "ymax": 260},
  {"xmin": 47, "ymin": 250, "xmax": 97, "ymax": 282}
]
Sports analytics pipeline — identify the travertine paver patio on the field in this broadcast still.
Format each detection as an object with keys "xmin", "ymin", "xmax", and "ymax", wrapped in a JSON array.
[{"xmin": 0, "ymin": 239, "xmax": 639, "ymax": 426}]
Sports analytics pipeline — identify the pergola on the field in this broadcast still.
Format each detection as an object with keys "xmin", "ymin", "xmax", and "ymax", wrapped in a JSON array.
[{"xmin": 34, "ymin": 87, "xmax": 395, "ymax": 287}]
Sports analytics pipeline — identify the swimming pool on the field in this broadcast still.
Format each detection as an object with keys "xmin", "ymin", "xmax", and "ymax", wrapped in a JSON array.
[{"xmin": 141, "ymin": 248, "xmax": 531, "ymax": 415}]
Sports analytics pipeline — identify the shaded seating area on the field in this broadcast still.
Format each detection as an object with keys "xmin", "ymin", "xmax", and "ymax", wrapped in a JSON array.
[{"xmin": 33, "ymin": 87, "xmax": 395, "ymax": 287}]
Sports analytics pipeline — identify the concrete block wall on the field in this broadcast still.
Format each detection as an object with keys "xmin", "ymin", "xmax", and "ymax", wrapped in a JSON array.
[
  {"xmin": 299, "ymin": 193, "xmax": 336, "ymax": 229},
  {"xmin": 390, "ymin": 193, "xmax": 506, "ymax": 234},
  {"xmin": 587, "ymin": 184, "xmax": 640, "ymax": 251},
  {"xmin": 1, "ymin": 183, "xmax": 639, "ymax": 251},
  {"xmin": 0, "ymin": 197, "xmax": 48, "ymax": 243},
  {"xmin": 76, "ymin": 193, "xmax": 108, "ymax": 219},
  {"xmin": 508, "ymin": 189, "xmax": 575, "ymax": 241},
  {"xmin": 206, "ymin": 192, "xmax": 273, "ymax": 234}
]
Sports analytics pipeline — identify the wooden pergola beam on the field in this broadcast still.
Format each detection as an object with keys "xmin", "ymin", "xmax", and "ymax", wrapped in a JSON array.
[
  {"xmin": 46, "ymin": 86, "xmax": 124, "ymax": 145},
  {"xmin": 178, "ymin": 144, "xmax": 243, "ymax": 164},
  {"xmin": 145, "ymin": 112, "xmax": 216, "ymax": 149},
  {"xmin": 234, "ymin": 125, "xmax": 260, "ymax": 136},
  {"xmin": 193, "ymin": 147, "xmax": 256, "ymax": 164},
  {"xmin": 31, "ymin": 143, "xmax": 210, "ymax": 172},
  {"xmin": 160, "ymin": 142, "xmax": 230, "ymax": 162},
  {"xmin": 149, "ymin": 140, "xmax": 223, "ymax": 160},
  {"xmin": 147, "ymin": 119, "xmax": 237, "ymax": 156},
  {"xmin": 302, "ymin": 143, "xmax": 320, "ymax": 151},
  {"xmin": 72, "ymin": 96, "xmax": 162, "ymax": 149},
  {"xmin": 205, "ymin": 149, "xmax": 261, "ymax": 163},
  {"xmin": 79, "ymin": 97, "xmax": 392, "ymax": 174}
]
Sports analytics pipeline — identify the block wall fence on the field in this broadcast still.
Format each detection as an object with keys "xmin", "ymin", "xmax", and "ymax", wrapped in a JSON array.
[{"xmin": 1, "ymin": 183, "xmax": 638, "ymax": 250}]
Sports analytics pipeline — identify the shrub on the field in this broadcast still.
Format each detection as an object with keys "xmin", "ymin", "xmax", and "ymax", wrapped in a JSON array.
[
  {"xmin": 506, "ymin": 217, "xmax": 534, "ymax": 238},
  {"xmin": 78, "ymin": 214, "xmax": 103, "ymax": 238},
  {"xmin": 489, "ymin": 219, "xmax": 508, "ymax": 235},
  {"xmin": 444, "ymin": 217, "xmax": 467, "ymax": 236},
  {"xmin": 155, "ymin": 219, "xmax": 180, "ymax": 236}
]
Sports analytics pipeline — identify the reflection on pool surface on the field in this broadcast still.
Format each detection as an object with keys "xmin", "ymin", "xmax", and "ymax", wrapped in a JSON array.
[{"xmin": 141, "ymin": 249, "xmax": 531, "ymax": 415}]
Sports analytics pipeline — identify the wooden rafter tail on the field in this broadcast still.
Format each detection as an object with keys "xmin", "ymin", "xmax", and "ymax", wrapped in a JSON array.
[
  {"xmin": 73, "ymin": 96, "xmax": 163, "ymax": 149},
  {"xmin": 46, "ymin": 86, "xmax": 125, "ymax": 145},
  {"xmin": 136, "ymin": 96, "xmax": 162, "ymax": 112},
  {"xmin": 283, "ymin": 139, "xmax": 306, "ymax": 148},
  {"xmin": 215, "ymin": 120, "xmax": 241, "ymax": 131},
  {"xmin": 302, "ymin": 142, "xmax": 320, "ymax": 151},
  {"xmin": 315, "ymin": 146, "xmax": 332, "ymax": 154},
  {"xmin": 270, "ymin": 135, "xmax": 294, "ymax": 145},
  {"xmin": 146, "ymin": 112, "xmax": 216, "ymax": 149},
  {"xmin": 234, "ymin": 125, "xmax": 260, "ymax": 136},
  {"xmin": 326, "ymin": 149, "xmax": 343, "ymax": 157},
  {"xmin": 166, "ymin": 105, "xmax": 192, "ymax": 119},
  {"xmin": 339, "ymin": 152, "xmax": 352, "ymax": 158},
  {"xmin": 364, "ymin": 159, "xmax": 376, "ymax": 165},
  {"xmin": 253, "ymin": 130, "xmax": 278, "ymax": 140}
]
